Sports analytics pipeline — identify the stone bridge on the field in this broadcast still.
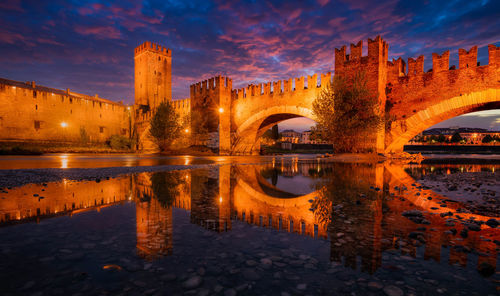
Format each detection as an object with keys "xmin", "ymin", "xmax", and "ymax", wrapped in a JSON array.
[{"xmin": 189, "ymin": 36, "xmax": 499, "ymax": 155}]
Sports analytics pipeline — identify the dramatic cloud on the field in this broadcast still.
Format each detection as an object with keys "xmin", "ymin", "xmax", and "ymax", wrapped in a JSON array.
[{"xmin": 0, "ymin": 0, "xmax": 498, "ymax": 129}]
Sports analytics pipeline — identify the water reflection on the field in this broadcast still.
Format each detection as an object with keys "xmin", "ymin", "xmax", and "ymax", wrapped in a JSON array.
[{"xmin": 0, "ymin": 161, "xmax": 498, "ymax": 276}]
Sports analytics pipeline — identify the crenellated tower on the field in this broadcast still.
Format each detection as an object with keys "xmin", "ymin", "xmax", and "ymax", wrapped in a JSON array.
[
  {"xmin": 334, "ymin": 36, "xmax": 389, "ymax": 153},
  {"xmin": 134, "ymin": 41, "xmax": 172, "ymax": 110},
  {"xmin": 190, "ymin": 76, "xmax": 232, "ymax": 155}
]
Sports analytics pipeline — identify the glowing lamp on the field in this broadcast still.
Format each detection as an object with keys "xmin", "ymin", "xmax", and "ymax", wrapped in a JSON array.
[
  {"xmin": 219, "ymin": 196, "xmax": 223, "ymax": 203},
  {"xmin": 185, "ymin": 128, "xmax": 189, "ymax": 133},
  {"xmin": 60, "ymin": 122, "xmax": 68, "ymax": 128},
  {"xmin": 218, "ymin": 107, "xmax": 224, "ymax": 113}
]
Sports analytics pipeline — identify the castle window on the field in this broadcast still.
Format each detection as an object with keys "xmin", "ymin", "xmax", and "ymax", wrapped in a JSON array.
[
  {"xmin": 34, "ymin": 120, "xmax": 41, "ymax": 130},
  {"xmin": 70, "ymin": 98, "xmax": 73, "ymax": 104},
  {"xmin": 35, "ymin": 104, "xmax": 38, "ymax": 110},
  {"xmin": 99, "ymin": 102, "xmax": 102, "ymax": 108},
  {"xmin": 33, "ymin": 91, "xmax": 37, "ymax": 98},
  {"xmin": 99, "ymin": 126, "xmax": 104, "ymax": 133},
  {"xmin": 70, "ymin": 109, "xmax": 72, "ymax": 114},
  {"xmin": 158, "ymin": 57, "xmax": 160, "ymax": 61},
  {"xmin": 61, "ymin": 97, "xmax": 64, "ymax": 103}
]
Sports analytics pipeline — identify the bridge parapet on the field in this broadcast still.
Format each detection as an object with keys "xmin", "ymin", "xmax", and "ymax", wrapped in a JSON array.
[
  {"xmin": 231, "ymin": 72, "xmax": 331, "ymax": 100},
  {"xmin": 385, "ymin": 44, "xmax": 500, "ymax": 152}
]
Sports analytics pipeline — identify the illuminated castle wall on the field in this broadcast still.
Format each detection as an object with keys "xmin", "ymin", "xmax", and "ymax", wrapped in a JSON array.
[{"xmin": 0, "ymin": 78, "xmax": 130, "ymax": 144}]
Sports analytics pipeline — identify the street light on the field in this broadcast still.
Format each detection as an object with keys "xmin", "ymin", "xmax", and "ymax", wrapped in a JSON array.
[
  {"xmin": 218, "ymin": 107, "xmax": 224, "ymax": 113},
  {"xmin": 185, "ymin": 128, "xmax": 189, "ymax": 133},
  {"xmin": 60, "ymin": 122, "xmax": 68, "ymax": 128}
]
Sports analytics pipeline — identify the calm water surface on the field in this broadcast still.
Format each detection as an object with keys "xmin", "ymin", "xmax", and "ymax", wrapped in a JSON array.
[{"xmin": 0, "ymin": 156, "xmax": 498, "ymax": 295}]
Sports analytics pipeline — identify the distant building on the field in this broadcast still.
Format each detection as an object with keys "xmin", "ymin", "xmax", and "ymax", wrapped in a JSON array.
[
  {"xmin": 409, "ymin": 127, "xmax": 500, "ymax": 145},
  {"xmin": 281, "ymin": 130, "xmax": 301, "ymax": 143}
]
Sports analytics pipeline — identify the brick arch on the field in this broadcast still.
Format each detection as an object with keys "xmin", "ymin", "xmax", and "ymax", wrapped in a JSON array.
[
  {"xmin": 231, "ymin": 106, "xmax": 316, "ymax": 154},
  {"xmin": 386, "ymin": 89, "xmax": 500, "ymax": 153}
]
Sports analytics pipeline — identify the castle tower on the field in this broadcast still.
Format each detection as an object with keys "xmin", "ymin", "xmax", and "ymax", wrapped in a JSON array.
[
  {"xmin": 134, "ymin": 41, "xmax": 172, "ymax": 109},
  {"xmin": 334, "ymin": 36, "xmax": 388, "ymax": 153}
]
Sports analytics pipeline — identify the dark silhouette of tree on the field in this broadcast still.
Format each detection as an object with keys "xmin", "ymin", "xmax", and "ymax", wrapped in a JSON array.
[
  {"xmin": 450, "ymin": 132, "xmax": 462, "ymax": 143},
  {"xmin": 150, "ymin": 172, "xmax": 186, "ymax": 208},
  {"xmin": 149, "ymin": 102, "xmax": 181, "ymax": 151},
  {"xmin": 271, "ymin": 124, "xmax": 279, "ymax": 140},
  {"xmin": 482, "ymin": 134, "xmax": 493, "ymax": 143}
]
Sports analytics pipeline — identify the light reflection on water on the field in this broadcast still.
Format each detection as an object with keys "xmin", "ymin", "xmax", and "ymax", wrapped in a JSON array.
[{"xmin": 0, "ymin": 160, "xmax": 498, "ymax": 294}]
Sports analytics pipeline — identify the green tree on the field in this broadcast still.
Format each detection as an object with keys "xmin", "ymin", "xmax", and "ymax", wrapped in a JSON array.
[
  {"xmin": 312, "ymin": 71, "xmax": 383, "ymax": 153},
  {"xmin": 437, "ymin": 134, "xmax": 446, "ymax": 143},
  {"xmin": 149, "ymin": 102, "xmax": 181, "ymax": 151},
  {"xmin": 108, "ymin": 134, "xmax": 133, "ymax": 150},
  {"xmin": 482, "ymin": 134, "xmax": 493, "ymax": 143},
  {"xmin": 450, "ymin": 132, "xmax": 462, "ymax": 143}
]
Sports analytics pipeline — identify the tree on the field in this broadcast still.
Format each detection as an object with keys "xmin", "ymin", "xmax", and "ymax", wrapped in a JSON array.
[
  {"xmin": 450, "ymin": 132, "xmax": 462, "ymax": 143},
  {"xmin": 312, "ymin": 71, "xmax": 383, "ymax": 153},
  {"xmin": 482, "ymin": 134, "xmax": 493, "ymax": 143},
  {"xmin": 149, "ymin": 102, "xmax": 181, "ymax": 151},
  {"xmin": 437, "ymin": 134, "xmax": 446, "ymax": 143}
]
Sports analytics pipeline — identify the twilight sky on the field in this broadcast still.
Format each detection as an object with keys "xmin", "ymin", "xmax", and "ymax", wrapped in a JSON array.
[{"xmin": 0, "ymin": 0, "xmax": 499, "ymax": 130}]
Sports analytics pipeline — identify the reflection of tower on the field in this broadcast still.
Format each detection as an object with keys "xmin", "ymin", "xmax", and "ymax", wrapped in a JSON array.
[
  {"xmin": 328, "ymin": 163, "xmax": 383, "ymax": 274},
  {"xmin": 190, "ymin": 166, "xmax": 231, "ymax": 232},
  {"xmin": 133, "ymin": 172, "xmax": 174, "ymax": 260},
  {"xmin": 136, "ymin": 198, "xmax": 173, "ymax": 260}
]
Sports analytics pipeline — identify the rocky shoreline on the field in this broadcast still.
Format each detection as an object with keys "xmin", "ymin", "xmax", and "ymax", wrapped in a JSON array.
[{"xmin": 415, "ymin": 170, "xmax": 499, "ymax": 217}]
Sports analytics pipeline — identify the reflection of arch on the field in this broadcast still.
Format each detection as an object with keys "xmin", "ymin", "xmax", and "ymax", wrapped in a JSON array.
[
  {"xmin": 386, "ymin": 89, "xmax": 500, "ymax": 152},
  {"xmin": 232, "ymin": 106, "xmax": 315, "ymax": 154}
]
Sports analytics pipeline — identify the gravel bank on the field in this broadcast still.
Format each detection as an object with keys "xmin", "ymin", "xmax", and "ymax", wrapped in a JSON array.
[
  {"xmin": 0, "ymin": 164, "xmax": 217, "ymax": 189},
  {"xmin": 416, "ymin": 171, "xmax": 499, "ymax": 217}
]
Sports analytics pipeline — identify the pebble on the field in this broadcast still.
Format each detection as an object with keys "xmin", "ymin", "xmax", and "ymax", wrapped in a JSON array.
[
  {"xmin": 367, "ymin": 281, "xmax": 383, "ymax": 290},
  {"xmin": 383, "ymin": 285, "xmax": 404, "ymax": 296},
  {"xmin": 182, "ymin": 276, "xmax": 203, "ymax": 290},
  {"xmin": 242, "ymin": 268, "xmax": 260, "ymax": 281},
  {"xmin": 224, "ymin": 288, "xmax": 237, "ymax": 296}
]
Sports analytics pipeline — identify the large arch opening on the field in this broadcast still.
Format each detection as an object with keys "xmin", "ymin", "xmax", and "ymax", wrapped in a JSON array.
[
  {"xmin": 386, "ymin": 89, "xmax": 500, "ymax": 153},
  {"xmin": 231, "ymin": 106, "xmax": 333, "ymax": 154},
  {"xmin": 231, "ymin": 106, "xmax": 316, "ymax": 154}
]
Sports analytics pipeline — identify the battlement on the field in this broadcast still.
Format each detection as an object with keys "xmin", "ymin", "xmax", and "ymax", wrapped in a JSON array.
[
  {"xmin": 432, "ymin": 50, "xmax": 450, "ymax": 73},
  {"xmin": 172, "ymin": 98, "xmax": 190, "ymax": 109},
  {"xmin": 0, "ymin": 77, "xmax": 125, "ymax": 107},
  {"xmin": 488, "ymin": 44, "xmax": 499, "ymax": 66},
  {"xmin": 231, "ymin": 72, "xmax": 332, "ymax": 100},
  {"xmin": 458, "ymin": 46, "xmax": 478, "ymax": 69},
  {"xmin": 387, "ymin": 58, "xmax": 406, "ymax": 81},
  {"xmin": 134, "ymin": 41, "xmax": 171, "ymax": 57},
  {"xmin": 407, "ymin": 56, "xmax": 424, "ymax": 76},
  {"xmin": 335, "ymin": 36, "xmax": 388, "ymax": 70},
  {"xmin": 399, "ymin": 43, "xmax": 499, "ymax": 78},
  {"xmin": 190, "ymin": 75, "xmax": 232, "ymax": 98}
]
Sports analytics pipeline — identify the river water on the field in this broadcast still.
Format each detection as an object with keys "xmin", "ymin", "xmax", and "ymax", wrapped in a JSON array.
[{"xmin": 0, "ymin": 155, "xmax": 498, "ymax": 295}]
